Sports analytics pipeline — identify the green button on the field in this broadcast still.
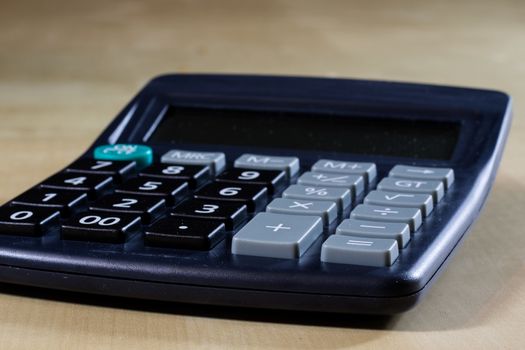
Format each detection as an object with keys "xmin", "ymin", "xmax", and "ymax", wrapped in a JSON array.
[{"xmin": 94, "ymin": 144, "xmax": 153, "ymax": 169}]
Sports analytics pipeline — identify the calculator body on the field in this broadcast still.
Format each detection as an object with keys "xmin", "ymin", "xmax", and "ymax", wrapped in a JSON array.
[{"xmin": 0, "ymin": 74, "xmax": 511, "ymax": 314}]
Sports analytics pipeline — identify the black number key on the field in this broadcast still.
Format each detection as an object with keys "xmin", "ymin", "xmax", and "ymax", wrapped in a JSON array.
[
  {"xmin": 11, "ymin": 188, "xmax": 87, "ymax": 217},
  {"xmin": 194, "ymin": 182, "xmax": 268, "ymax": 212},
  {"xmin": 61, "ymin": 211, "xmax": 141, "ymax": 243},
  {"xmin": 171, "ymin": 199, "xmax": 247, "ymax": 230},
  {"xmin": 216, "ymin": 168, "xmax": 287, "ymax": 195},
  {"xmin": 66, "ymin": 159, "xmax": 136, "ymax": 182},
  {"xmin": 0, "ymin": 206, "xmax": 60, "ymax": 236},
  {"xmin": 139, "ymin": 164, "xmax": 210, "ymax": 189},
  {"xmin": 89, "ymin": 193, "xmax": 166, "ymax": 224},
  {"xmin": 145, "ymin": 217, "xmax": 225, "ymax": 250},
  {"xmin": 115, "ymin": 176, "xmax": 189, "ymax": 206},
  {"xmin": 40, "ymin": 172, "xmax": 113, "ymax": 200}
]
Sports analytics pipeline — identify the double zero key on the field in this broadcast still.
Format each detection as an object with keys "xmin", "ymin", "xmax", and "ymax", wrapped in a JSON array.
[
  {"xmin": 62, "ymin": 212, "xmax": 141, "ymax": 243},
  {"xmin": 194, "ymin": 182, "xmax": 268, "ymax": 212}
]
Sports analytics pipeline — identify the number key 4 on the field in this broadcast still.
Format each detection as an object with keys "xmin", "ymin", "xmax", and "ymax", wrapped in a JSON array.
[{"xmin": 40, "ymin": 172, "xmax": 113, "ymax": 200}]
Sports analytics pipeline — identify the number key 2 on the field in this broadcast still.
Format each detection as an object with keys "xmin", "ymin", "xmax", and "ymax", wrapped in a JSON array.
[
  {"xmin": 215, "ymin": 168, "xmax": 286, "ymax": 195},
  {"xmin": 89, "ymin": 193, "xmax": 166, "ymax": 224},
  {"xmin": 194, "ymin": 182, "xmax": 268, "ymax": 212}
]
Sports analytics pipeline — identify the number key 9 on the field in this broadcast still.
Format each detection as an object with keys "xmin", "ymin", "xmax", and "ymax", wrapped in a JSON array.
[{"xmin": 216, "ymin": 168, "xmax": 287, "ymax": 195}]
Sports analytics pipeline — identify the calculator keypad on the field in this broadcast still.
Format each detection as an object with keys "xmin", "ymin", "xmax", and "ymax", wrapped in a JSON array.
[{"xmin": 0, "ymin": 147, "xmax": 455, "ymax": 263}]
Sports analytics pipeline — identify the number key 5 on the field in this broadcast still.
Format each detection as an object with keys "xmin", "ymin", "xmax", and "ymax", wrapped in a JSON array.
[{"xmin": 115, "ymin": 176, "xmax": 189, "ymax": 206}]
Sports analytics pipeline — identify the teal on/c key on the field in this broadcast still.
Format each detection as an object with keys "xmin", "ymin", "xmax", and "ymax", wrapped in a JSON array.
[{"xmin": 94, "ymin": 144, "xmax": 153, "ymax": 169}]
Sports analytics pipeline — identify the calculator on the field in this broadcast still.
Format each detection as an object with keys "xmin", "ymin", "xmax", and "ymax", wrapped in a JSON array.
[{"xmin": 0, "ymin": 74, "xmax": 511, "ymax": 314}]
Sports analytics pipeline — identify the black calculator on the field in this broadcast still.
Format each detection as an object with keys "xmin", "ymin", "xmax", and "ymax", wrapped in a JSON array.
[{"xmin": 0, "ymin": 74, "xmax": 511, "ymax": 314}]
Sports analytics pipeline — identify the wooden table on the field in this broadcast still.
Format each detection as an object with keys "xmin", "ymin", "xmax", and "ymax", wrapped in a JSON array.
[{"xmin": 1, "ymin": 1, "xmax": 524, "ymax": 349}]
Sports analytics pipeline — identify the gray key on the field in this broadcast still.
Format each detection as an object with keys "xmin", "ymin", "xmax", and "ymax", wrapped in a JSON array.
[
  {"xmin": 282, "ymin": 185, "xmax": 351, "ymax": 216},
  {"xmin": 297, "ymin": 172, "xmax": 364, "ymax": 198},
  {"xmin": 321, "ymin": 235, "xmax": 399, "ymax": 267},
  {"xmin": 266, "ymin": 198, "xmax": 338, "ymax": 226},
  {"xmin": 312, "ymin": 160, "xmax": 377, "ymax": 184},
  {"xmin": 161, "ymin": 149, "xmax": 226, "ymax": 174},
  {"xmin": 364, "ymin": 190, "xmax": 434, "ymax": 217},
  {"xmin": 231, "ymin": 212, "xmax": 323, "ymax": 259},
  {"xmin": 389, "ymin": 165, "xmax": 455, "ymax": 189},
  {"xmin": 336, "ymin": 219, "xmax": 410, "ymax": 248},
  {"xmin": 377, "ymin": 177, "xmax": 444, "ymax": 204},
  {"xmin": 350, "ymin": 204, "xmax": 422, "ymax": 232},
  {"xmin": 234, "ymin": 154, "xmax": 300, "ymax": 177}
]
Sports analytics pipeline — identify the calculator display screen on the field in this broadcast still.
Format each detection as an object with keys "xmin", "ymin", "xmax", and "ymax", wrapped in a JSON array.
[{"xmin": 149, "ymin": 106, "xmax": 460, "ymax": 160}]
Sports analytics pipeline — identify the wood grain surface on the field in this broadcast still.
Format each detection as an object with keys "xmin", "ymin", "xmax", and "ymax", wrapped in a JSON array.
[{"xmin": 0, "ymin": 1, "xmax": 524, "ymax": 349}]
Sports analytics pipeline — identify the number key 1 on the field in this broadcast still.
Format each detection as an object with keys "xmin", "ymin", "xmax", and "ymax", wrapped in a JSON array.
[{"xmin": 11, "ymin": 188, "xmax": 87, "ymax": 217}]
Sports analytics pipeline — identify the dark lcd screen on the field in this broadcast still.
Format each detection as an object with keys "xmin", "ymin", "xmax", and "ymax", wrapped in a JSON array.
[{"xmin": 149, "ymin": 107, "xmax": 460, "ymax": 160}]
